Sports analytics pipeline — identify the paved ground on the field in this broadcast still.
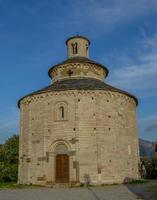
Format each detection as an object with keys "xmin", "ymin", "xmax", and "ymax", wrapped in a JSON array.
[
  {"xmin": 126, "ymin": 180, "xmax": 157, "ymax": 200},
  {"xmin": 1, "ymin": 180, "xmax": 157, "ymax": 200},
  {"xmin": 0, "ymin": 185, "xmax": 141, "ymax": 200}
]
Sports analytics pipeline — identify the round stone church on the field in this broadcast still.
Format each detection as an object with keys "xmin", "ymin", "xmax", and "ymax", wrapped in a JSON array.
[{"xmin": 18, "ymin": 35, "xmax": 140, "ymax": 186}]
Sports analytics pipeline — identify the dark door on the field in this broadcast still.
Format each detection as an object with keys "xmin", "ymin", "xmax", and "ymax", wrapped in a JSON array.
[{"xmin": 56, "ymin": 154, "xmax": 69, "ymax": 183}]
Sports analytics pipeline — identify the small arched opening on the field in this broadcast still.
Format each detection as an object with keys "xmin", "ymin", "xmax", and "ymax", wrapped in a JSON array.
[
  {"xmin": 54, "ymin": 102, "xmax": 68, "ymax": 121},
  {"xmin": 71, "ymin": 42, "xmax": 78, "ymax": 54},
  {"xmin": 59, "ymin": 106, "xmax": 64, "ymax": 119}
]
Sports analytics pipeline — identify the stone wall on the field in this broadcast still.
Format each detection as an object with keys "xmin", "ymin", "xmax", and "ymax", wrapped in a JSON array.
[
  {"xmin": 66, "ymin": 37, "xmax": 89, "ymax": 58},
  {"xmin": 49, "ymin": 63, "xmax": 107, "ymax": 83},
  {"xmin": 18, "ymin": 90, "xmax": 139, "ymax": 185}
]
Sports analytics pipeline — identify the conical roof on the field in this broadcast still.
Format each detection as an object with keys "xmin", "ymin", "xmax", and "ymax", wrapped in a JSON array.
[{"xmin": 18, "ymin": 78, "xmax": 138, "ymax": 107}]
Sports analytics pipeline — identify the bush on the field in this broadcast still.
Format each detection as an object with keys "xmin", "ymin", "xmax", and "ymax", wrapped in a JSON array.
[
  {"xmin": 141, "ymin": 157, "xmax": 157, "ymax": 179},
  {"xmin": 0, "ymin": 135, "xmax": 19, "ymax": 182}
]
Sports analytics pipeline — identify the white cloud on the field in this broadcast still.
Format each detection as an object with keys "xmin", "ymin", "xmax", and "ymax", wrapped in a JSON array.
[
  {"xmin": 139, "ymin": 115, "xmax": 157, "ymax": 123},
  {"xmin": 3, "ymin": 0, "xmax": 157, "ymax": 34},
  {"xmin": 107, "ymin": 32, "xmax": 157, "ymax": 97},
  {"xmin": 0, "ymin": 120, "xmax": 18, "ymax": 130},
  {"xmin": 69, "ymin": 0, "xmax": 157, "ymax": 33},
  {"xmin": 0, "ymin": 106, "xmax": 19, "ymax": 143}
]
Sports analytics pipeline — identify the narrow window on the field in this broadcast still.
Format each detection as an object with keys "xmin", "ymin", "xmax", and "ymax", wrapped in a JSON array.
[
  {"xmin": 71, "ymin": 42, "xmax": 77, "ymax": 54},
  {"xmin": 74, "ymin": 42, "xmax": 77, "ymax": 54},
  {"xmin": 86, "ymin": 44, "xmax": 88, "ymax": 50},
  {"xmin": 59, "ymin": 106, "xmax": 64, "ymax": 119}
]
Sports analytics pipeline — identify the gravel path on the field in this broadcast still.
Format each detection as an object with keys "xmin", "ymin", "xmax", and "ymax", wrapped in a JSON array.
[{"xmin": 0, "ymin": 185, "xmax": 140, "ymax": 200}]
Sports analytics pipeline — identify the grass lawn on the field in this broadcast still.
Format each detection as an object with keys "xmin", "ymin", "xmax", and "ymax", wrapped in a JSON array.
[
  {"xmin": 0, "ymin": 182, "xmax": 42, "ymax": 189},
  {"xmin": 0, "ymin": 182, "xmax": 18, "ymax": 189},
  {"xmin": 126, "ymin": 179, "xmax": 149, "ymax": 184}
]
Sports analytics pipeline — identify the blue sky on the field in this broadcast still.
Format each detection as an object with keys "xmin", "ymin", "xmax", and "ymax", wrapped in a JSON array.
[{"xmin": 0, "ymin": 0, "xmax": 157, "ymax": 143}]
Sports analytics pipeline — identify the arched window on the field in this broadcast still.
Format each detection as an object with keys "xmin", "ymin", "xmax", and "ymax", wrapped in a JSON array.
[
  {"xmin": 86, "ymin": 44, "xmax": 89, "ymax": 51},
  {"xmin": 54, "ymin": 102, "xmax": 68, "ymax": 121},
  {"xmin": 71, "ymin": 42, "xmax": 77, "ymax": 54},
  {"xmin": 59, "ymin": 106, "xmax": 64, "ymax": 119},
  {"xmin": 86, "ymin": 44, "xmax": 89, "ymax": 56}
]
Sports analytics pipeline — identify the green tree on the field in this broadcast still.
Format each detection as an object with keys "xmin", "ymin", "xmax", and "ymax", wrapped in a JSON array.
[
  {"xmin": 0, "ymin": 144, "xmax": 4, "ymax": 162},
  {"xmin": 4, "ymin": 135, "xmax": 19, "ymax": 164},
  {"xmin": 142, "ymin": 156, "xmax": 157, "ymax": 179},
  {"xmin": 0, "ymin": 135, "xmax": 19, "ymax": 182}
]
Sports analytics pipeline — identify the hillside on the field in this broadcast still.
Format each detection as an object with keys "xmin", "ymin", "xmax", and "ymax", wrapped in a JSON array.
[{"xmin": 139, "ymin": 138, "xmax": 156, "ymax": 158}]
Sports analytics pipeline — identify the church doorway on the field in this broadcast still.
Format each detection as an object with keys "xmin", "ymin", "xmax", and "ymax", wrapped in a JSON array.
[{"xmin": 55, "ymin": 154, "xmax": 69, "ymax": 183}]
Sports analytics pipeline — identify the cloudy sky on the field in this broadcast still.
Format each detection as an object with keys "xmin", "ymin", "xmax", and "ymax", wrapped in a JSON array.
[{"xmin": 0, "ymin": 0, "xmax": 157, "ymax": 143}]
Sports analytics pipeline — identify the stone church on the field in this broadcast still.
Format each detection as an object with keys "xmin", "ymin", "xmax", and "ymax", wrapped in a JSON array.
[{"xmin": 18, "ymin": 35, "xmax": 140, "ymax": 185}]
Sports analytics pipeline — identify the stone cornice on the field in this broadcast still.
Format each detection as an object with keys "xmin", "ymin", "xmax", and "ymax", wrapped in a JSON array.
[
  {"xmin": 50, "ymin": 62, "xmax": 107, "ymax": 83},
  {"xmin": 20, "ymin": 90, "xmax": 136, "ymax": 108}
]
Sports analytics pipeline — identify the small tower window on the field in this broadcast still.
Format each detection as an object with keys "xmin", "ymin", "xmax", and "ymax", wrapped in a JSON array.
[
  {"xmin": 59, "ymin": 106, "xmax": 64, "ymax": 119},
  {"xmin": 86, "ymin": 44, "xmax": 89, "ymax": 51},
  {"xmin": 71, "ymin": 42, "xmax": 78, "ymax": 54},
  {"xmin": 86, "ymin": 44, "xmax": 89, "ymax": 56}
]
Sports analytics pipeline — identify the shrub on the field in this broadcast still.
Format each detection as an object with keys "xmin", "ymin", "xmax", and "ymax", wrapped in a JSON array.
[{"xmin": 0, "ymin": 135, "xmax": 19, "ymax": 182}]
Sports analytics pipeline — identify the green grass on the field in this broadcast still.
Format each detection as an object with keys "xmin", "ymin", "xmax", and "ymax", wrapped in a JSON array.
[
  {"xmin": 0, "ymin": 182, "xmax": 19, "ymax": 189},
  {"xmin": 0, "ymin": 179, "xmax": 150, "ymax": 189},
  {"xmin": 0, "ymin": 182, "xmax": 44, "ymax": 189},
  {"xmin": 126, "ymin": 179, "xmax": 149, "ymax": 184}
]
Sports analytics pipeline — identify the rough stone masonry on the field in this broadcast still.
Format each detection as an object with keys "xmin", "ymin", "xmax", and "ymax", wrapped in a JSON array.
[{"xmin": 18, "ymin": 35, "xmax": 140, "ymax": 186}]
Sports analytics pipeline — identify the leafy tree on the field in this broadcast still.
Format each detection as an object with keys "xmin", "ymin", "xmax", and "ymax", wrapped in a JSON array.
[
  {"xmin": 141, "ymin": 156, "xmax": 157, "ymax": 179},
  {"xmin": 0, "ymin": 144, "xmax": 4, "ymax": 162},
  {"xmin": 0, "ymin": 134, "xmax": 19, "ymax": 182},
  {"xmin": 3, "ymin": 135, "xmax": 19, "ymax": 164}
]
